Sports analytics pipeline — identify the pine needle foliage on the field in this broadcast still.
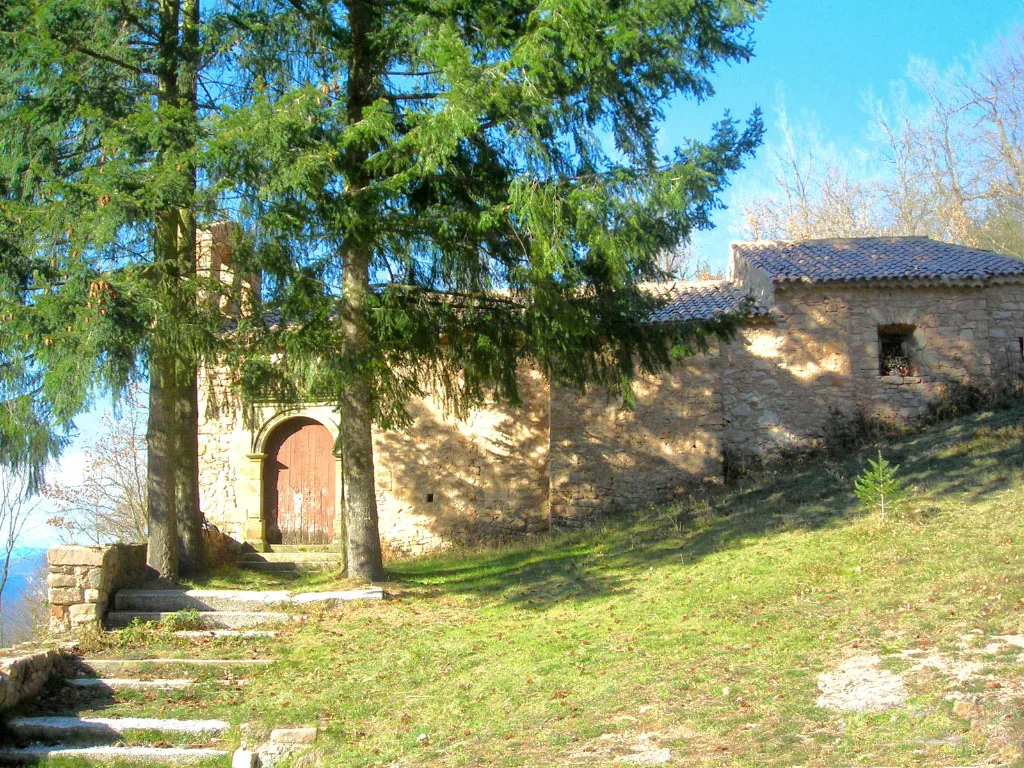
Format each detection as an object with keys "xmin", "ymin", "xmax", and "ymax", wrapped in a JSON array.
[
  {"xmin": 0, "ymin": 0, "xmax": 257, "ymax": 573},
  {"xmin": 853, "ymin": 450, "xmax": 907, "ymax": 521},
  {"xmin": 216, "ymin": 0, "xmax": 767, "ymax": 420}
]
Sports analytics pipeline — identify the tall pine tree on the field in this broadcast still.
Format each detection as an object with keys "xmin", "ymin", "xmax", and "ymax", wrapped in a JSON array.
[
  {"xmin": 0, "ymin": 0, "xmax": 237, "ymax": 575},
  {"xmin": 214, "ymin": 0, "xmax": 765, "ymax": 580}
]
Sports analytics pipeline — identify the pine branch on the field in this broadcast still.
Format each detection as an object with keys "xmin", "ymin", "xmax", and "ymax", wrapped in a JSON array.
[
  {"xmin": 383, "ymin": 92, "xmax": 444, "ymax": 102},
  {"xmin": 51, "ymin": 37, "xmax": 153, "ymax": 77}
]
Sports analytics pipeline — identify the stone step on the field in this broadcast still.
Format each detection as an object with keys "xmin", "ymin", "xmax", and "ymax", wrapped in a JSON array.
[
  {"xmin": 239, "ymin": 560, "xmax": 348, "ymax": 573},
  {"xmin": 0, "ymin": 745, "xmax": 228, "ymax": 765},
  {"xmin": 66, "ymin": 677, "xmax": 197, "ymax": 692},
  {"xmin": 5, "ymin": 716, "xmax": 228, "ymax": 745},
  {"xmin": 115, "ymin": 588, "xmax": 295, "ymax": 612},
  {"xmin": 65, "ymin": 677, "xmax": 249, "ymax": 693},
  {"xmin": 69, "ymin": 657, "xmax": 272, "ymax": 678},
  {"xmin": 240, "ymin": 551, "xmax": 345, "ymax": 563},
  {"xmin": 113, "ymin": 587, "xmax": 380, "ymax": 613},
  {"xmin": 291, "ymin": 587, "xmax": 383, "ymax": 603},
  {"xmin": 264, "ymin": 544, "xmax": 344, "ymax": 553},
  {"xmin": 174, "ymin": 629, "xmax": 277, "ymax": 639},
  {"xmin": 240, "ymin": 561, "xmax": 298, "ymax": 573},
  {"xmin": 106, "ymin": 610, "xmax": 297, "ymax": 630}
]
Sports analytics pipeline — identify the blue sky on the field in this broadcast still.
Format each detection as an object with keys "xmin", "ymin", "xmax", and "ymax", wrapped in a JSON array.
[
  {"xmin": 667, "ymin": 0, "xmax": 1024, "ymax": 273},
  {"xmin": 21, "ymin": 0, "xmax": 1024, "ymax": 546}
]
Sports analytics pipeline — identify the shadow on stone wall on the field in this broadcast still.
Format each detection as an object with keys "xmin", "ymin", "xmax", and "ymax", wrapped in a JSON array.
[
  {"xmin": 372, "ymin": 377, "xmax": 550, "ymax": 553},
  {"xmin": 392, "ymin": 406, "xmax": 1023, "ymax": 610},
  {"xmin": 549, "ymin": 354, "xmax": 723, "ymax": 524}
]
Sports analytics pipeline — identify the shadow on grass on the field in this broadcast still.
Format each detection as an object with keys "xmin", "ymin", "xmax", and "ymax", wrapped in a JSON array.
[{"xmin": 388, "ymin": 406, "xmax": 1024, "ymax": 610}]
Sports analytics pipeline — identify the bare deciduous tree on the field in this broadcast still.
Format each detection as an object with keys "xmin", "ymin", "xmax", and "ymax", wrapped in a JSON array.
[
  {"xmin": 743, "ymin": 25, "xmax": 1024, "ymax": 254},
  {"xmin": 656, "ymin": 240, "xmax": 697, "ymax": 278},
  {"xmin": 656, "ymin": 240, "xmax": 726, "ymax": 280},
  {"xmin": 44, "ymin": 393, "xmax": 147, "ymax": 545},
  {"xmin": 742, "ymin": 105, "xmax": 889, "ymax": 241}
]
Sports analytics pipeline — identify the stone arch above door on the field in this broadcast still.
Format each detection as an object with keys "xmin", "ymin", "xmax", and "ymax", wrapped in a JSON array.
[{"xmin": 252, "ymin": 408, "xmax": 340, "ymax": 456}]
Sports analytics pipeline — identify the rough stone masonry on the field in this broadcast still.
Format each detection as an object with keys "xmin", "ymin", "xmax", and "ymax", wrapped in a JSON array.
[{"xmin": 47, "ymin": 544, "xmax": 148, "ymax": 634}]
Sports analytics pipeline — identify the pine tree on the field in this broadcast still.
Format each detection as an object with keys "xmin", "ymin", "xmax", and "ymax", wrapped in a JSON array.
[
  {"xmin": 854, "ymin": 450, "xmax": 907, "ymax": 521},
  {"xmin": 0, "ymin": 177, "xmax": 70, "ymax": 485},
  {"xmin": 0, "ymin": 0, "xmax": 238, "ymax": 577},
  {"xmin": 214, "ymin": 0, "xmax": 766, "ymax": 580}
]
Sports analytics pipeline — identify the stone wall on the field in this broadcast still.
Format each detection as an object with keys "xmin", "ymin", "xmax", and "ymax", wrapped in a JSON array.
[
  {"xmin": 373, "ymin": 368, "xmax": 550, "ymax": 554},
  {"xmin": 198, "ymin": 367, "xmax": 550, "ymax": 555},
  {"xmin": 721, "ymin": 292, "xmax": 853, "ymax": 458},
  {"xmin": 549, "ymin": 348, "xmax": 724, "ymax": 522},
  {"xmin": 845, "ymin": 284, "xmax": 992, "ymax": 420},
  {"xmin": 0, "ymin": 650, "xmax": 60, "ymax": 713},
  {"xmin": 197, "ymin": 278, "xmax": 1024, "ymax": 553},
  {"xmin": 197, "ymin": 365, "xmax": 248, "ymax": 543},
  {"xmin": 720, "ymin": 282, "xmax": 1015, "ymax": 459},
  {"xmin": 986, "ymin": 283, "xmax": 1024, "ymax": 380},
  {"xmin": 47, "ymin": 544, "xmax": 148, "ymax": 633}
]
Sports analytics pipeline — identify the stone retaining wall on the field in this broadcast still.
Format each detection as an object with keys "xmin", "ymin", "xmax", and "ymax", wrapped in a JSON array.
[
  {"xmin": 0, "ymin": 649, "xmax": 60, "ymax": 713},
  {"xmin": 47, "ymin": 544, "xmax": 148, "ymax": 633}
]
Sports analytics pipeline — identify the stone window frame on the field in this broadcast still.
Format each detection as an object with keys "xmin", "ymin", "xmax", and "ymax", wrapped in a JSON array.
[{"xmin": 877, "ymin": 323, "xmax": 917, "ymax": 377}]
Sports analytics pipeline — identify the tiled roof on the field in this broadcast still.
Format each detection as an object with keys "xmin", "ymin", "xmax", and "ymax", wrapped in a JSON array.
[
  {"xmin": 733, "ymin": 236, "xmax": 1024, "ymax": 284},
  {"xmin": 645, "ymin": 280, "xmax": 764, "ymax": 322}
]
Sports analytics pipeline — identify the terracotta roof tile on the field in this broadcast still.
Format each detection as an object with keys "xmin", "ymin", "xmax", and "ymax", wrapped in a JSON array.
[
  {"xmin": 645, "ymin": 280, "xmax": 765, "ymax": 322},
  {"xmin": 733, "ymin": 236, "xmax": 1024, "ymax": 284}
]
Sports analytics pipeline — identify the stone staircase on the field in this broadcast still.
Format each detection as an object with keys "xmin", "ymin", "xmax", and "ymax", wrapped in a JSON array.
[
  {"xmin": 0, "ymin": 586, "xmax": 381, "ymax": 764},
  {"xmin": 239, "ymin": 545, "xmax": 346, "ymax": 573},
  {"xmin": 0, "ymin": 655, "xmax": 265, "ymax": 765}
]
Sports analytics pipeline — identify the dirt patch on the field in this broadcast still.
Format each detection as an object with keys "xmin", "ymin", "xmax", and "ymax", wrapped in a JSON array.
[
  {"xmin": 566, "ymin": 725, "xmax": 696, "ymax": 765},
  {"xmin": 818, "ymin": 632, "xmax": 1024, "ymax": 715},
  {"xmin": 901, "ymin": 647, "xmax": 983, "ymax": 683},
  {"xmin": 982, "ymin": 634, "xmax": 1024, "ymax": 654},
  {"xmin": 816, "ymin": 654, "xmax": 908, "ymax": 712}
]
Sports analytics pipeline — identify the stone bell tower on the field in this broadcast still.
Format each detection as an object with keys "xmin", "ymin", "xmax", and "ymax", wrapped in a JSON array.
[{"xmin": 196, "ymin": 221, "xmax": 261, "ymax": 317}]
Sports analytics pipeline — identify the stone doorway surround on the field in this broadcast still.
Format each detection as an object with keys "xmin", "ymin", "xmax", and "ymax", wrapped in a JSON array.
[{"xmin": 238, "ymin": 405, "xmax": 345, "ymax": 551}]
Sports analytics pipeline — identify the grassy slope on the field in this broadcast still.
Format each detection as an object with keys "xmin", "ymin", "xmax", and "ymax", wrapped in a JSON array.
[{"xmin": 52, "ymin": 406, "xmax": 1024, "ymax": 766}]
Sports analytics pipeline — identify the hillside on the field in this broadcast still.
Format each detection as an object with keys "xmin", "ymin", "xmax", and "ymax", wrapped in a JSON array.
[{"xmin": 22, "ymin": 404, "xmax": 1024, "ymax": 767}]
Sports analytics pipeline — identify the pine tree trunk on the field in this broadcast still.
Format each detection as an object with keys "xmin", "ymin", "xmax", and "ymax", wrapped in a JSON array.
[
  {"xmin": 175, "ymin": 0, "xmax": 204, "ymax": 571},
  {"xmin": 147, "ymin": 0, "xmax": 183, "ymax": 581},
  {"xmin": 339, "ymin": 0, "xmax": 384, "ymax": 582},
  {"xmin": 340, "ymin": 245, "xmax": 384, "ymax": 582},
  {"xmin": 147, "ymin": 350, "xmax": 179, "ymax": 581},
  {"xmin": 175, "ymin": 367, "xmax": 204, "ymax": 574}
]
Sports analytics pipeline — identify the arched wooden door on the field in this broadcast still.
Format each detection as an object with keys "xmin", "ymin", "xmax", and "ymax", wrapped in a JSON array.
[{"xmin": 262, "ymin": 418, "xmax": 336, "ymax": 545}]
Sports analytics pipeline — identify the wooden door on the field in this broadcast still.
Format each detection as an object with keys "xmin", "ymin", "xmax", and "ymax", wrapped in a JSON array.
[{"xmin": 263, "ymin": 418, "xmax": 336, "ymax": 544}]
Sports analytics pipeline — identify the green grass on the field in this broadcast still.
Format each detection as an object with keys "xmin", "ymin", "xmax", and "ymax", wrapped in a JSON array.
[{"xmin": 31, "ymin": 405, "xmax": 1024, "ymax": 766}]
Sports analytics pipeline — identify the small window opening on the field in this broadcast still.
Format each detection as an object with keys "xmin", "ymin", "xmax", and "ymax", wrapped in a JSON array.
[
  {"xmin": 425, "ymin": 493, "xmax": 434, "ymax": 503},
  {"xmin": 878, "ymin": 324, "xmax": 916, "ymax": 376},
  {"xmin": 1018, "ymin": 337, "xmax": 1023, "ymax": 360}
]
